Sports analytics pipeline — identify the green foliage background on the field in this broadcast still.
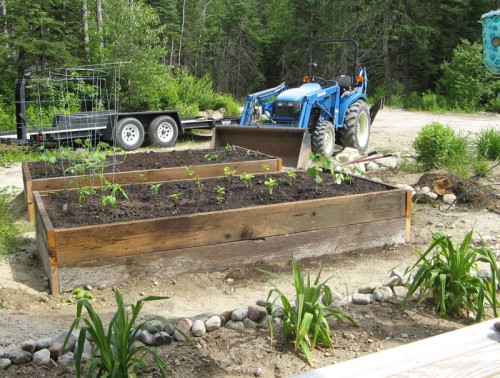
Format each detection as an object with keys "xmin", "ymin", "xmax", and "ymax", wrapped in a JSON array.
[{"xmin": 0, "ymin": 0, "xmax": 498, "ymax": 131}]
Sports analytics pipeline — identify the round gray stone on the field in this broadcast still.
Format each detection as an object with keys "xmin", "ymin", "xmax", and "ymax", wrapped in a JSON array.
[
  {"xmin": 191, "ymin": 320, "xmax": 206, "ymax": 337},
  {"xmin": 231, "ymin": 308, "xmax": 248, "ymax": 321},
  {"xmin": 0, "ymin": 358, "xmax": 11, "ymax": 370},
  {"xmin": 225, "ymin": 320, "xmax": 244, "ymax": 331},
  {"xmin": 33, "ymin": 348, "xmax": 51, "ymax": 365},
  {"xmin": 205, "ymin": 315, "xmax": 222, "ymax": 332}
]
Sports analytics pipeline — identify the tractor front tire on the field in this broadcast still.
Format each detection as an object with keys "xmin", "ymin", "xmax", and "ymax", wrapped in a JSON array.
[
  {"xmin": 339, "ymin": 100, "xmax": 370, "ymax": 154},
  {"xmin": 115, "ymin": 117, "xmax": 145, "ymax": 151},
  {"xmin": 148, "ymin": 115, "xmax": 179, "ymax": 147},
  {"xmin": 312, "ymin": 121, "xmax": 335, "ymax": 158}
]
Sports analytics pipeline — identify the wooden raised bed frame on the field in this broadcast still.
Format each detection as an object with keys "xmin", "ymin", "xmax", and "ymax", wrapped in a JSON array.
[
  {"xmin": 23, "ymin": 152, "xmax": 282, "ymax": 223},
  {"xmin": 34, "ymin": 181, "xmax": 412, "ymax": 295}
]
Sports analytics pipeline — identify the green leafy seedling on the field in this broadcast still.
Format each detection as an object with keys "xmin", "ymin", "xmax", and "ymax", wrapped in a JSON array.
[
  {"xmin": 239, "ymin": 172, "xmax": 255, "ymax": 189},
  {"xmin": 287, "ymin": 171, "xmax": 297, "ymax": 186},
  {"xmin": 194, "ymin": 175, "xmax": 203, "ymax": 192},
  {"xmin": 151, "ymin": 183, "xmax": 161, "ymax": 194},
  {"xmin": 204, "ymin": 153, "xmax": 219, "ymax": 161},
  {"xmin": 264, "ymin": 177, "xmax": 278, "ymax": 195},
  {"xmin": 225, "ymin": 143, "xmax": 234, "ymax": 153},
  {"xmin": 223, "ymin": 166, "xmax": 236, "ymax": 182},
  {"xmin": 216, "ymin": 186, "xmax": 225, "ymax": 202},
  {"xmin": 261, "ymin": 164, "xmax": 270, "ymax": 177},
  {"xmin": 185, "ymin": 166, "xmax": 194, "ymax": 177},
  {"xmin": 169, "ymin": 191, "xmax": 183, "ymax": 207}
]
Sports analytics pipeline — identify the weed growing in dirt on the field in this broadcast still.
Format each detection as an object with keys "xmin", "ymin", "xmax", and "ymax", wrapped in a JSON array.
[
  {"xmin": 225, "ymin": 143, "xmax": 234, "ymax": 153},
  {"xmin": 258, "ymin": 255, "xmax": 359, "ymax": 366},
  {"xmin": 63, "ymin": 290, "xmax": 173, "ymax": 378},
  {"xmin": 401, "ymin": 230, "xmax": 498, "ymax": 322},
  {"xmin": 475, "ymin": 127, "xmax": 500, "ymax": 160},
  {"xmin": 286, "ymin": 171, "xmax": 296, "ymax": 186}
]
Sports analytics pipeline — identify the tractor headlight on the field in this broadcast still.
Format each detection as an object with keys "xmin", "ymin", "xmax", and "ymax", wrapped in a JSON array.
[{"xmin": 274, "ymin": 101, "xmax": 301, "ymax": 117}]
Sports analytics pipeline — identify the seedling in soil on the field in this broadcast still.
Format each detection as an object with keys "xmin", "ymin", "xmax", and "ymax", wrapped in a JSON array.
[
  {"xmin": 223, "ymin": 166, "xmax": 236, "ymax": 183},
  {"xmin": 100, "ymin": 181, "xmax": 128, "ymax": 209},
  {"xmin": 314, "ymin": 175, "xmax": 324, "ymax": 191},
  {"xmin": 246, "ymin": 149, "xmax": 259, "ymax": 158},
  {"xmin": 77, "ymin": 186, "xmax": 95, "ymax": 206},
  {"xmin": 185, "ymin": 166, "xmax": 194, "ymax": 177},
  {"xmin": 261, "ymin": 163, "xmax": 270, "ymax": 177},
  {"xmin": 194, "ymin": 175, "xmax": 203, "ymax": 192},
  {"xmin": 264, "ymin": 177, "xmax": 278, "ymax": 195},
  {"xmin": 73, "ymin": 287, "xmax": 95, "ymax": 301},
  {"xmin": 169, "ymin": 192, "xmax": 183, "ymax": 207},
  {"xmin": 204, "ymin": 153, "xmax": 219, "ymax": 161},
  {"xmin": 225, "ymin": 143, "xmax": 234, "ymax": 153},
  {"xmin": 216, "ymin": 185, "xmax": 225, "ymax": 202},
  {"xmin": 287, "ymin": 171, "xmax": 297, "ymax": 186},
  {"xmin": 101, "ymin": 194, "xmax": 118, "ymax": 208},
  {"xmin": 150, "ymin": 183, "xmax": 161, "ymax": 194},
  {"xmin": 239, "ymin": 172, "xmax": 255, "ymax": 189}
]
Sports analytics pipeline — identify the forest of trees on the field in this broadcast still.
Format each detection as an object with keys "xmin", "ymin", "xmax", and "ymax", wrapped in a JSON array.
[{"xmin": 0, "ymin": 0, "xmax": 498, "ymax": 115}]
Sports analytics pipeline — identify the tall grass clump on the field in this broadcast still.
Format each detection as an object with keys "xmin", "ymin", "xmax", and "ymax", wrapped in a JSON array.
[
  {"xmin": 64, "ymin": 290, "xmax": 174, "ymax": 377},
  {"xmin": 413, "ymin": 122, "xmax": 471, "ymax": 176},
  {"xmin": 258, "ymin": 255, "xmax": 358, "ymax": 366},
  {"xmin": 0, "ymin": 187, "xmax": 25, "ymax": 256},
  {"xmin": 401, "ymin": 230, "xmax": 498, "ymax": 323},
  {"xmin": 475, "ymin": 127, "xmax": 500, "ymax": 161}
]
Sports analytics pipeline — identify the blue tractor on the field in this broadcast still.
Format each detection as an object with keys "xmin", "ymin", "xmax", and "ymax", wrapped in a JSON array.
[{"xmin": 212, "ymin": 39, "xmax": 383, "ymax": 167}]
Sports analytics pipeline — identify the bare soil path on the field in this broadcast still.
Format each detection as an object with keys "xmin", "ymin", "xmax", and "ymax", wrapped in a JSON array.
[{"xmin": 0, "ymin": 108, "xmax": 499, "ymax": 377}]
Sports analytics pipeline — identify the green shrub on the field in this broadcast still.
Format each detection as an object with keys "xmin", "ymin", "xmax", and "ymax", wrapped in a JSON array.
[
  {"xmin": 64, "ymin": 290, "xmax": 174, "ymax": 377},
  {"xmin": 413, "ymin": 122, "xmax": 471, "ymax": 175},
  {"xmin": 475, "ymin": 127, "xmax": 500, "ymax": 160},
  {"xmin": 401, "ymin": 231, "xmax": 498, "ymax": 322},
  {"xmin": 258, "ymin": 255, "xmax": 358, "ymax": 366}
]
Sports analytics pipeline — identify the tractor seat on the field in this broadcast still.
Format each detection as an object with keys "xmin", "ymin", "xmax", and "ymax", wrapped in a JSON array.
[{"xmin": 332, "ymin": 75, "xmax": 352, "ymax": 89}]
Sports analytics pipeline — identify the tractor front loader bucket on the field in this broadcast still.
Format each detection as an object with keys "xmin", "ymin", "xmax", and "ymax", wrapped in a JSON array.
[{"xmin": 211, "ymin": 126, "xmax": 312, "ymax": 169}]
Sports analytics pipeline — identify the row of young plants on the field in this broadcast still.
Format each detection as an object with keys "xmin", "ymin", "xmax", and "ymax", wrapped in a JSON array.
[
  {"xmin": 409, "ymin": 122, "xmax": 500, "ymax": 178},
  {"xmin": 59, "ymin": 227, "xmax": 499, "ymax": 376},
  {"xmin": 69, "ymin": 151, "xmax": 358, "ymax": 211}
]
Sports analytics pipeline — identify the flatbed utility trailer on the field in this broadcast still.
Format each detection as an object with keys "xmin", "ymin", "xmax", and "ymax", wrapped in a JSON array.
[{"xmin": 0, "ymin": 77, "xmax": 227, "ymax": 151}]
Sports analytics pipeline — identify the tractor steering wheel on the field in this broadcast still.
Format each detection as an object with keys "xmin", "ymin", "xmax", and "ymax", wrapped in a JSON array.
[{"xmin": 311, "ymin": 76, "xmax": 327, "ymax": 85}]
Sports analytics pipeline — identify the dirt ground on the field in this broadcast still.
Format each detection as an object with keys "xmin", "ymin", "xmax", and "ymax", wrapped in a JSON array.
[{"xmin": 0, "ymin": 108, "xmax": 499, "ymax": 377}]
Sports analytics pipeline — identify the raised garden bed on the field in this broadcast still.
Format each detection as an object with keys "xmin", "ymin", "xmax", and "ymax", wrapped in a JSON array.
[
  {"xmin": 23, "ymin": 146, "xmax": 282, "ymax": 222},
  {"xmin": 34, "ymin": 171, "xmax": 412, "ymax": 295}
]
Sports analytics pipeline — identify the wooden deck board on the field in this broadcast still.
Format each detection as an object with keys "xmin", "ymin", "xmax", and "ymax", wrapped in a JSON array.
[{"xmin": 292, "ymin": 318, "xmax": 500, "ymax": 378}]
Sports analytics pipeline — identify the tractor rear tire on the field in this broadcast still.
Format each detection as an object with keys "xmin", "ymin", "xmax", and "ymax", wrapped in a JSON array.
[
  {"xmin": 148, "ymin": 115, "xmax": 178, "ymax": 147},
  {"xmin": 339, "ymin": 100, "xmax": 370, "ymax": 154},
  {"xmin": 115, "ymin": 117, "xmax": 145, "ymax": 151},
  {"xmin": 312, "ymin": 121, "xmax": 335, "ymax": 158}
]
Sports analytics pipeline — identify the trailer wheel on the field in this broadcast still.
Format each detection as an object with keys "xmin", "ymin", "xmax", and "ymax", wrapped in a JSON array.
[
  {"xmin": 115, "ymin": 117, "xmax": 145, "ymax": 151},
  {"xmin": 339, "ymin": 100, "xmax": 370, "ymax": 154},
  {"xmin": 148, "ymin": 115, "xmax": 178, "ymax": 147},
  {"xmin": 312, "ymin": 120, "xmax": 335, "ymax": 158}
]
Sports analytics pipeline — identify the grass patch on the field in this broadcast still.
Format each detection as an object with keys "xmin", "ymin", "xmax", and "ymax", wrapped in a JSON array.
[
  {"xmin": 475, "ymin": 127, "xmax": 500, "ymax": 161},
  {"xmin": 0, "ymin": 186, "xmax": 27, "ymax": 257}
]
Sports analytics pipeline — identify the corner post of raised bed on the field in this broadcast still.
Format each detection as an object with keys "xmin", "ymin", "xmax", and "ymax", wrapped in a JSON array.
[
  {"xmin": 22, "ymin": 162, "xmax": 35, "ymax": 223},
  {"xmin": 405, "ymin": 189, "xmax": 413, "ymax": 243}
]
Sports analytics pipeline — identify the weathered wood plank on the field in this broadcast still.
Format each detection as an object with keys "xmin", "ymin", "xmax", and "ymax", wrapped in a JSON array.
[
  {"xmin": 24, "ymin": 158, "xmax": 281, "ymax": 222},
  {"xmin": 292, "ymin": 318, "xmax": 500, "ymax": 378},
  {"xmin": 45, "ymin": 189, "xmax": 407, "ymax": 265},
  {"xmin": 57, "ymin": 217, "xmax": 407, "ymax": 293},
  {"xmin": 33, "ymin": 192, "xmax": 60, "ymax": 295}
]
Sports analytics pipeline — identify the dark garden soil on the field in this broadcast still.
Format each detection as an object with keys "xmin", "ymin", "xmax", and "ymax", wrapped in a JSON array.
[
  {"xmin": 42, "ymin": 172, "xmax": 392, "ymax": 228},
  {"xmin": 27, "ymin": 146, "xmax": 271, "ymax": 179}
]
